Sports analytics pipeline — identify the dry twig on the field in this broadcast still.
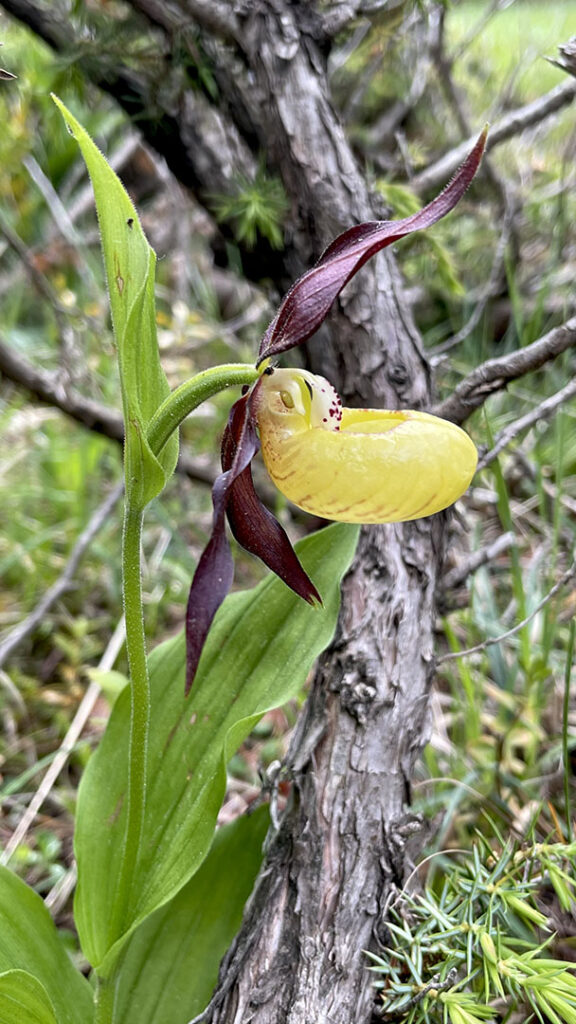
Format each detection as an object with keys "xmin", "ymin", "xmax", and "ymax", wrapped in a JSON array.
[
  {"xmin": 434, "ymin": 315, "xmax": 576, "ymax": 425},
  {"xmin": 0, "ymin": 338, "xmax": 218, "ymax": 485},
  {"xmin": 437, "ymin": 560, "xmax": 576, "ymax": 664},
  {"xmin": 477, "ymin": 376, "xmax": 576, "ymax": 471},
  {"xmin": 442, "ymin": 531, "xmax": 516, "ymax": 590},
  {"xmin": 412, "ymin": 79, "xmax": 576, "ymax": 194}
]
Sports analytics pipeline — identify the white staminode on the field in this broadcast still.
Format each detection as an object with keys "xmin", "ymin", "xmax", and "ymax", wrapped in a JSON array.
[{"xmin": 273, "ymin": 368, "xmax": 343, "ymax": 430}]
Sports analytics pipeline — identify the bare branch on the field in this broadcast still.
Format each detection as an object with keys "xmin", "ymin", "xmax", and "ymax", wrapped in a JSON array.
[
  {"xmin": 477, "ymin": 376, "xmax": 576, "ymax": 471},
  {"xmin": 428, "ymin": 4, "xmax": 470, "ymax": 139},
  {"xmin": 437, "ymin": 560, "xmax": 576, "ymax": 664},
  {"xmin": 442, "ymin": 531, "xmax": 516, "ymax": 590},
  {"xmin": 0, "ymin": 482, "xmax": 124, "ymax": 670},
  {"xmin": 0, "ymin": 336, "xmax": 124, "ymax": 438},
  {"xmin": 434, "ymin": 315, "xmax": 576, "ymax": 425},
  {"xmin": 0, "ymin": 338, "xmax": 217, "ymax": 484},
  {"xmin": 546, "ymin": 36, "xmax": 576, "ymax": 80},
  {"xmin": 412, "ymin": 79, "xmax": 576, "ymax": 195}
]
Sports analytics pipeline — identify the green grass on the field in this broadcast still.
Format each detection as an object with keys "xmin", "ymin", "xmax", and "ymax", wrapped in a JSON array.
[{"xmin": 447, "ymin": 1, "xmax": 575, "ymax": 105}]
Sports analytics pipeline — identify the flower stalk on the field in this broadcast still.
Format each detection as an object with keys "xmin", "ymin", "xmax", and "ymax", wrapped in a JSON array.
[{"xmin": 146, "ymin": 364, "xmax": 259, "ymax": 456}]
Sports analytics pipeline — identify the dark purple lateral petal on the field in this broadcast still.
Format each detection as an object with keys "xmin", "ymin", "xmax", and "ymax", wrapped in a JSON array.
[
  {"xmin": 258, "ymin": 128, "xmax": 487, "ymax": 364},
  {"xmin": 226, "ymin": 467, "xmax": 321, "ymax": 606},
  {"xmin": 221, "ymin": 390, "xmax": 321, "ymax": 605},
  {"xmin": 185, "ymin": 392, "xmax": 260, "ymax": 693}
]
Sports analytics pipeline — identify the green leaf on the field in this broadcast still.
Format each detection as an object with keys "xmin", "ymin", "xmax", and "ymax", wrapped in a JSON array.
[
  {"xmin": 111, "ymin": 806, "xmax": 270, "ymax": 1023},
  {"xmin": 0, "ymin": 868, "xmax": 93, "ymax": 1024},
  {"xmin": 0, "ymin": 971, "xmax": 58, "ymax": 1024},
  {"xmin": 75, "ymin": 522, "xmax": 359, "ymax": 972},
  {"xmin": 51, "ymin": 96, "xmax": 178, "ymax": 508}
]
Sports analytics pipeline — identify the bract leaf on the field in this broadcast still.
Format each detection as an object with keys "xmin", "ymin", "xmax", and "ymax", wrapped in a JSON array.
[
  {"xmin": 74, "ymin": 522, "xmax": 359, "ymax": 974},
  {"xmin": 0, "ymin": 867, "xmax": 93, "ymax": 1024},
  {"xmin": 258, "ymin": 128, "xmax": 487, "ymax": 363},
  {"xmin": 110, "ymin": 807, "xmax": 270, "ymax": 1023},
  {"xmin": 52, "ymin": 97, "xmax": 178, "ymax": 508}
]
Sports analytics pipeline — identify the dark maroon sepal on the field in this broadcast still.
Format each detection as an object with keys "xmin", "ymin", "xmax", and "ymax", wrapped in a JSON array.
[
  {"xmin": 184, "ymin": 391, "xmax": 261, "ymax": 693},
  {"xmin": 226, "ymin": 467, "xmax": 321, "ymax": 606},
  {"xmin": 257, "ymin": 128, "xmax": 487, "ymax": 364},
  {"xmin": 221, "ymin": 386, "xmax": 321, "ymax": 605}
]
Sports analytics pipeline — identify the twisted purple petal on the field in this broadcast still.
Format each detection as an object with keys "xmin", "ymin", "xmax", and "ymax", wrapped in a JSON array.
[
  {"xmin": 185, "ymin": 390, "xmax": 260, "ymax": 693},
  {"xmin": 258, "ymin": 128, "xmax": 487, "ymax": 364},
  {"xmin": 225, "ymin": 464, "xmax": 321, "ymax": 607}
]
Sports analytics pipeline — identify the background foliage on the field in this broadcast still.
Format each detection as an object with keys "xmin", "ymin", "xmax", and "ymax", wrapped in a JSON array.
[{"xmin": 0, "ymin": 1, "xmax": 574, "ymax": 1021}]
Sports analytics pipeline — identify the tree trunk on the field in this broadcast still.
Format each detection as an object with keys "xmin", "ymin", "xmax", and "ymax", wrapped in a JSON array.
[
  {"xmin": 190, "ymin": 4, "xmax": 444, "ymax": 1022},
  {"xmin": 199, "ymin": 515, "xmax": 443, "ymax": 1024}
]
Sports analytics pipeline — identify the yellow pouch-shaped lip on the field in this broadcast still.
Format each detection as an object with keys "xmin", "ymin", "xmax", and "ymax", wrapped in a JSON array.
[{"xmin": 255, "ymin": 373, "xmax": 477, "ymax": 523}]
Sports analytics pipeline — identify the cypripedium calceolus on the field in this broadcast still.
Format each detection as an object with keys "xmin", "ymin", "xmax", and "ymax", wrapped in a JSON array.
[{"xmin": 185, "ymin": 129, "xmax": 486, "ymax": 691}]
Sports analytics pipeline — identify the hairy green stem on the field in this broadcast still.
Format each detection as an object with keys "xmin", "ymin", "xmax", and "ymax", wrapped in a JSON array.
[
  {"xmin": 115, "ymin": 503, "xmax": 149, "ymax": 932},
  {"xmin": 119, "ymin": 363, "xmax": 258, "ymax": 925},
  {"xmin": 94, "ymin": 971, "xmax": 117, "ymax": 1024},
  {"xmin": 147, "ymin": 363, "xmax": 259, "ymax": 456}
]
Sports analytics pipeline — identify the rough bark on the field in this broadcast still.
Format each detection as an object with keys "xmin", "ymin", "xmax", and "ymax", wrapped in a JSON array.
[{"xmin": 223, "ymin": 1, "xmax": 432, "ymax": 409}]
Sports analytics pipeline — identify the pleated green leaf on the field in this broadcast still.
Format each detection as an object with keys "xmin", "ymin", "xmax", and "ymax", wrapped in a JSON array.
[
  {"xmin": 111, "ymin": 806, "xmax": 270, "ymax": 1023},
  {"xmin": 52, "ymin": 97, "xmax": 178, "ymax": 508},
  {"xmin": 74, "ymin": 522, "xmax": 359, "ymax": 973},
  {"xmin": 0, "ymin": 868, "xmax": 93, "ymax": 1024},
  {"xmin": 0, "ymin": 972, "xmax": 58, "ymax": 1024}
]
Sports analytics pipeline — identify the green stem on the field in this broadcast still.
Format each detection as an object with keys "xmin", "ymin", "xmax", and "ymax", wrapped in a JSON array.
[
  {"xmin": 118, "ymin": 364, "xmax": 258, "ymax": 919},
  {"xmin": 111, "ymin": 502, "xmax": 149, "ymax": 941},
  {"xmin": 94, "ymin": 973, "xmax": 116, "ymax": 1024},
  {"xmin": 146, "ymin": 363, "xmax": 259, "ymax": 456}
]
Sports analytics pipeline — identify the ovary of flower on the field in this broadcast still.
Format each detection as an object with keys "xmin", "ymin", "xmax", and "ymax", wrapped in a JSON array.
[{"xmin": 254, "ymin": 368, "xmax": 478, "ymax": 523}]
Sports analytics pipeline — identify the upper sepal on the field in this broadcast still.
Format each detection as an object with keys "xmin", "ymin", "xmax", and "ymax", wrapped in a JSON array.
[{"xmin": 257, "ymin": 128, "xmax": 487, "ymax": 365}]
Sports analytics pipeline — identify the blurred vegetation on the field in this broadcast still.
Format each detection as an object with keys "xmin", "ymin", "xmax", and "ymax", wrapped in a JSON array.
[{"xmin": 0, "ymin": 3, "xmax": 574, "ymax": 1015}]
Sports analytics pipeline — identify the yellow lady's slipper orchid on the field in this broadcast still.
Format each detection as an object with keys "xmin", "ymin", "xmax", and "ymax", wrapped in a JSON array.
[
  {"xmin": 185, "ymin": 130, "xmax": 487, "ymax": 691},
  {"xmin": 254, "ymin": 368, "xmax": 478, "ymax": 523}
]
